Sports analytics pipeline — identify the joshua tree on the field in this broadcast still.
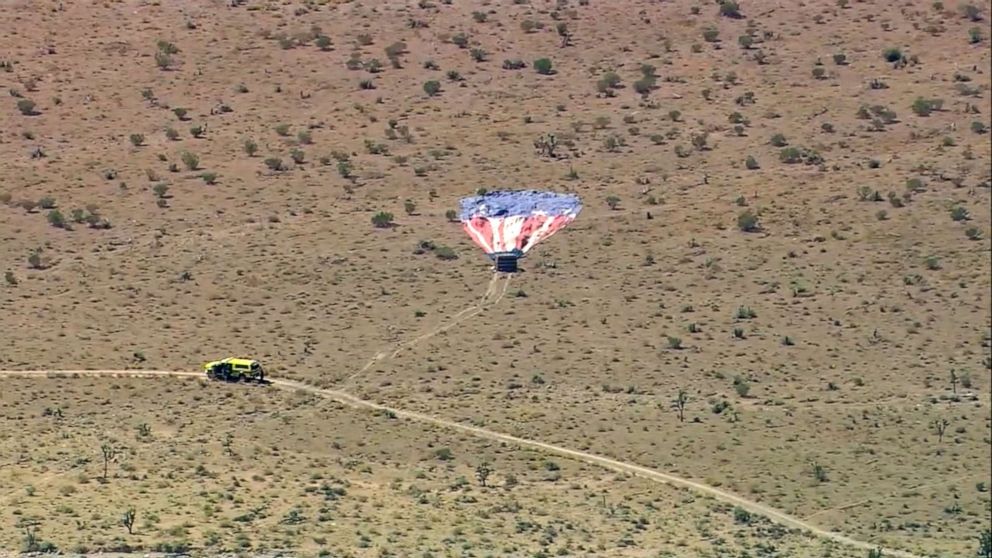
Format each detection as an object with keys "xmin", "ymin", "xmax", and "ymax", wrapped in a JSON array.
[
  {"xmin": 475, "ymin": 461, "xmax": 493, "ymax": 487},
  {"xmin": 933, "ymin": 418, "xmax": 949, "ymax": 443},
  {"xmin": 673, "ymin": 389, "xmax": 688, "ymax": 422},
  {"xmin": 121, "ymin": 508, "xmax": 136, "ymax": 534}
]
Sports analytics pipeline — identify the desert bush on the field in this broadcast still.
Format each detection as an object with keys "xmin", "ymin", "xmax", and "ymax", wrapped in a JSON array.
[
  {"xmin": 833, "ymin": 53, "xmax": 848, "ymax": 65},
  {"xmin": 244, "ymin": 139, "xmax": 258, "ymax": 156},
  {"xmin": 290, "ymin": 149, "xmax": 305, "ymax": 164},
  {"xmin": 152, "ymin": 183, "xmax": 169, "ymax": 198},
  {"xmin": 315, "ymin": 34, "xmax": 332, "ymax": 50},
  {"xmin": 435, "ymin": 246, "xmax": 457, "ymax": 260},
  {"xmin": 423, "ymin": 80, "xmax": 441, "ymax": 96},
  {"xmin": 963, "ymin": 3, "xmax": 983, "ymax": 21},
  {"xmin": 371, "ymin": 211, "xmax": 394, "ymax": 228},
  {"xmin": 597, "ymin": 71, "xmax": 622, "ymax": 92},
  {"xmin": 359, "ymin": 79, "xmax": 375, "ymax": 90},
  {"xmin": 190, "ymin": 125, "xmax": 205, "ymax": 138},
  {"xmin": 702, "ymin": 26, "xmax": 719, "ymax": 42},
  {"xmin": 470, "ymin": 48, "xmax": 487, "ymax": 62},
  {"xmin": 770, "ymin": 133, "xmax": 787, "ymax": 147},
  {"xmin": 745, "ymin": 155, "xmax": 759, "ymax": 169},
  {"xmin": 719, "ymin": 1, "xmax": 742, "ymax": 17},
  {"xmin": 966, "ymin": 227, "xmax": 982, "ymax": 240},
  {"xmin": 503, "ymin": 59, "xmax": 527, "ymax": 70},
  {"xmin": 200, "ymin": 172, "xmax": 218, "ymax": 185},
  {"xmin": 445, "ymin": 209, "xmax": 458, "ymax": 221},
  {"xmin": 882, "ymin": 47, "xmax": 904, "ymax": 62},
  {"xmin": 47, "ymin": 210, "xmax": 67, "ymax": 229},
  {"xmin": 912, "ymin": 97, "xmax": 943, "ymax": 116},
  {"xmin": 533, "ymin": 58, "xmax": 553, "ymax": 75},
  {"xmin": 129, "ymin": 134, "xmax": 144, "ymax": 147},
  {"xmin": 737, "ymin": 210, "xmax": 759, "ymax": 232},
  {"xmin": 972, "ymin": 121, "xmax": 988, "ymax": 134},
  {"xmin": 165, "ymin": 127, "xmax": 179, "ymax": 140},
  {"xmin": 356, "ymin": 33, "xmax": 373, "ymax": 46},
  {"xmin": 812, "ymin": 66, "xmax": 826, "ymax": 79},
  {"xmin": 950, "ymin": 206, "xmax": 970, "ymax": 221},
  {"xmin": 738, "ymin": 34, "xmax": 753, "ymax": 49},
  {"xmin": 38, "ymin": 197, "xmax": 56, "ymax": 209},
  {"xmin": 16, "ymin": 99, "xmax": 35, "ymax": 115},
  {"xmin": 275, "ymin": 124, "xmax": 290, "ymax": 136},
  {"xmin": 265, "ymin": 157, "xmax": 285, "ymax": 171},
  {"xmin": 733, "ymin": 376, "xmax": 750, "ymax": 397},
  {"xmin": 452, "ymin": 33, "xmax": 469, "ymax": 48},
  {"xmin": 634, "ymin": 77, "xmax": 655, "ymax": 95},
  {"xmin": 172, "ymin": 107, "xmax": 188, "ymax": 120},
  {"xmin": 181, "ymin": 151, "xmax": 199, "ymax": 170}
]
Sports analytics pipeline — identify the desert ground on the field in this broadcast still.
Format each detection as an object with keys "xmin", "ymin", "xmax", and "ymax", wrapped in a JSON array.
[{"xmin": 1, "ymin": 0, "xmax": 991, "ymax": 556}]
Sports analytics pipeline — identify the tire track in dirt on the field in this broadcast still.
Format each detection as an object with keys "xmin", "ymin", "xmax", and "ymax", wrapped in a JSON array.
[
  {"xmin": 344, "ymin": 272, "xmax": 511, "ymax": 383},
  {"xmin": 0, "ymin": 368, "xmax": 924, "ymax": 558}
]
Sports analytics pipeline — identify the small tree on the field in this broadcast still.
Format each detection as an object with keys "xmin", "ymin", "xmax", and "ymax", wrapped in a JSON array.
[
  {"xmin": 475, "ymin": 462, "xmax": 493, "ymax": 487},
  {"xmin": 673, "ymin": 389, "xmax": 688, "ymax": 423},
  {"xmin": 243, "ymin": 139, "xmax": 258, "ymax": 156},
  {"xmin": 121, "ymin": 508, "xmax": 136, "ymax": 535},
  {"xmin": 949, "ymin": 369, "xmax": 959, "ymax": 393}
]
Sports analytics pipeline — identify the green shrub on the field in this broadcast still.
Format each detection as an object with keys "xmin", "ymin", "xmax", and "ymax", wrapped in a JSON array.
[
  {"xmin": 882, "ymin": 47, "xmax": 903, "ymax": 62},
  {"xmin": 181, "ymin": 151, "xmax": 199, "ymax": 170},
  {"xmin": 423, "ymin": 80, "xmax": 441, "ymax": 96},
  {"xmin": 371, "ymin": 211, "xmax": 394, "ymax": 228},
  {"xmin": 47, "ymin": 209, "xmax": 67, "ymax": 229},
  {"xmin": 533, "ymin": 58, "xmax": 553, "ymax": 75},
  {"xmin": 737, "ymin": 210, "xmax": 759, "ymax": 232},
  {"xmin": 16, "ymin": 99, "xmax": 35, "ymax": 115}
]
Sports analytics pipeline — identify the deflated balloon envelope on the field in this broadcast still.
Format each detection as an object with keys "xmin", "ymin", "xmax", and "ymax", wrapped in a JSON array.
[{"xmin": 458, "ymin": 190, "xmax": 582, "ymax": 270}]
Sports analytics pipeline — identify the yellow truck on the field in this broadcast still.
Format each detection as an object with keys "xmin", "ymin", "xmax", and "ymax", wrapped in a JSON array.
[{"xmin": 204, "ymin": 357, "xmax": 266, "ymax": 383}]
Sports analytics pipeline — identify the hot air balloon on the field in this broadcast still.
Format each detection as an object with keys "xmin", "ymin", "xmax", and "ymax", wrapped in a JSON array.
[{"xmin": 458, "ymin": 190, "xmax": 582, "ymax": 272}]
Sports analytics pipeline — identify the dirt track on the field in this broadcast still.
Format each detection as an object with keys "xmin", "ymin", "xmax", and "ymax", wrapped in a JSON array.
[{"xmin": 0, "ymin": 368, "xmax": 923, "ymax": 558}]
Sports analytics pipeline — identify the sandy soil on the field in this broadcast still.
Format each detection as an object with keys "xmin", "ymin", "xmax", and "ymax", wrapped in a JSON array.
[{"xmin": 1, "ymin": 0, "xmax": 990, "ymax": 556}]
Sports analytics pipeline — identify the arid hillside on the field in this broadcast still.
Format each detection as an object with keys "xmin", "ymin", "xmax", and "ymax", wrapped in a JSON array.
[{"xmin": 1, "ymin": 0, "xmax": 990, "ymax": 556}]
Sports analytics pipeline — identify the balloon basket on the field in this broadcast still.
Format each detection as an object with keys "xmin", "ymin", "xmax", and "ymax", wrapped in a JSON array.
[{"xmin": 493, "ymin": 254, "xmax": 519, "ymax": 273}]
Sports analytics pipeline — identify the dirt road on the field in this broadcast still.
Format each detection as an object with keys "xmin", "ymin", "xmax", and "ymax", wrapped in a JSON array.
[{"xmin": 0, "ymin": 368, "xmax": 924, "ymax": 558}]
